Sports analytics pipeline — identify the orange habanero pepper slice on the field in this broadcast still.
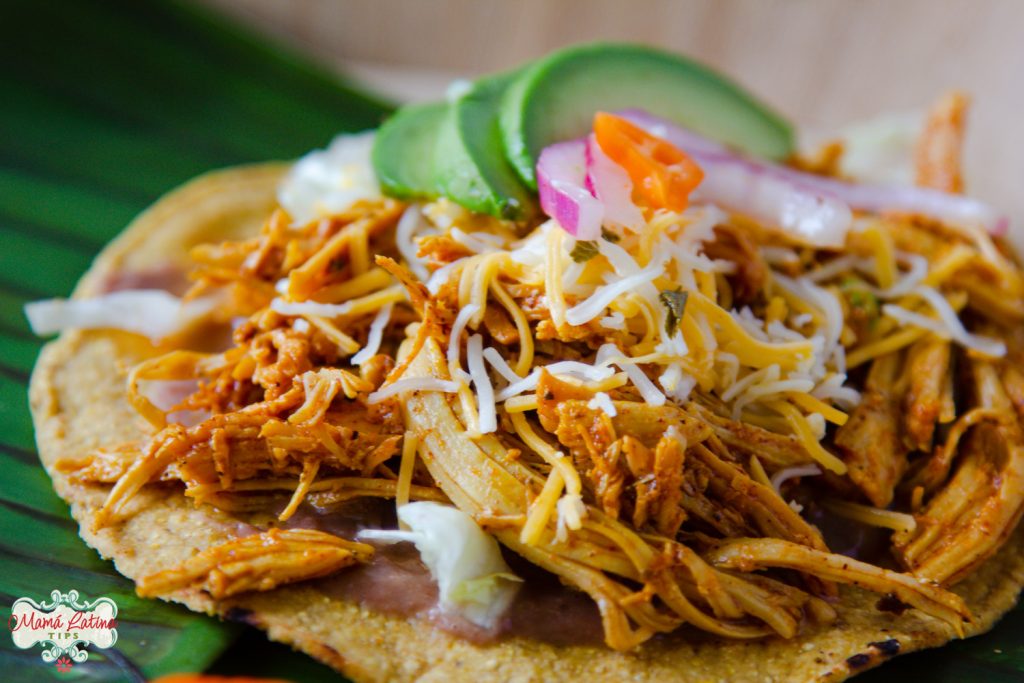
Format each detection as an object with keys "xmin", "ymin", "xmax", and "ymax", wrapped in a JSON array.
[{"xmin": 592, "ymin": 112, "xmax": 703, "ymax": 212}]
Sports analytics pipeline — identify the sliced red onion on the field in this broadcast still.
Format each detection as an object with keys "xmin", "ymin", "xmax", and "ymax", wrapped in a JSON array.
[
  {"xmin": 697, "ymin": 156, "xmax": 852, "ymax": 248},
  {"xmin": 584, "ymin": 134, "xmax": 644, "ymax": 232},
  {"xmin": 619, "ymin": 109, "xmax": 1008, "ymax": 238},
  {"xmin": 536, "ymin": 140, "xmax": 603, "ymax": 240}
]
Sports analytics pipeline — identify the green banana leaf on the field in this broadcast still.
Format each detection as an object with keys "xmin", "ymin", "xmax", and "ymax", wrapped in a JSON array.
[
  {"xmin": 0, "ymin": 0, "xmax": 1019, "ymax": 681},
  {"xmin": 0, "ymin": 0, "xmax": 387, "ymax": 680}
]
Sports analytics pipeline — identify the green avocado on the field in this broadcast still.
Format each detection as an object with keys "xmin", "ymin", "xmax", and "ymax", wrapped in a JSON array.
[
  {"xmin": 499, "ymin": 42, "xmax": 795, "ymax": 189},
  {"xmin": 434, "ymin": 73, "xmax": 536, "ymax": 221},
  {"xmin": 371, "ymin": 101, "xmax": 447, "ymax": 200}
]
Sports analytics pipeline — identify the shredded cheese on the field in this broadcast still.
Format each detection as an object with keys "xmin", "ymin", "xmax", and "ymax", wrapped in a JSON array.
[
  {"xmin": 520, "ymin": 467, "xmax": 564, "ymax": 545},
  {"xmin": 769, "ymin": 401, "xmax": 848, "ymax": 474},
  {"xmin": 769, "ymin": 464, "xmax": 822, "ymax": 493},
  {"xmin": 545, "ymin": 225, "xmax": 569, "ymax": 329},
  {"xmin": 272, "ymin": 285, "xmax": 405, "ymax": 319},
  {"xmin": 597, "ymin": 344, "xmax": 666, "ymax": 406},
  {"xmin": 396, "ymin": 205, "xmax": 430, "ymax": 280},
  {"xmin": 787, "ymin": 391, "xmax": 848, "ymax": 426},
  {"xmin": 587, "ymin": 392, "xmax": 618, "ymax": 417},
  {"xmin": 351, "ymin": 302, "xmax": 393, "ymax": 365},
  {"xmin": 447, "ymin": 304, "xmax": 481, "ymax": 381},
  {"xmin": 911, "ymin": 285, "xmax": 1006, "ymax": 357},
  {"xmin": 315, "ymin": 267, "xmax": 392, "ymax": 303},
  {"xmin": 503, "ymin": 396, "xmax": 538, "ymax": 413},
  {"xmin": 396, "ymin": 432, "xmax": 419, "ymax": 528},
  {"xmin": 367, "ymin": 377, "xmax": 460, "ymax": 404},
  {"xmin": 482, "ymin": 346, "xmax": 523, "ymax": 383},
  {"xmin": 565, "ymin": 261, "xmax": 665, "ymax": 327},
  {"xmin": 466, "ymin": 334, "xmax": 497, "ymax": 434}
]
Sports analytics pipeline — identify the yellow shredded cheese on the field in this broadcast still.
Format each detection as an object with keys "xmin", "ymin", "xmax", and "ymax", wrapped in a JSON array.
[
  {"xmin": 787, "ymin": 392, "xmax": 849, "ymax": 426},
  {"xmin": 504, "ymin": 396, "xmax": 539, "ymax": 413},
  {"xmin": 304, "ymin": 316, "xmax": 361, "ymax": 354},
  {"xmin": 396, "ymin": 431, "xmax": 419, "ymax": 529},
  {"xmin": 863, "ymin": 223, "xmax": 897, "ymax": 289},
  {"xmin": 348, "ymin": 219, "xmax": 370, "ymax": 275},
  {"xmin": 520, "ymin": 467, "xmax": 564, "ymax": 545},
  {"xmin": 769, "ymin": 400, "xmax": 848, "ymax": 474},
  {"xmin": 847, "ymin": 326, "xmax": 929, "ymax": 368},
  {"xmin": 922, "ymin": 244, "xmax": 974, "ymax": 287},
  {"xmin": 491, "ymin": 281, "xmax": 534, "ymax": 376},
  {"xmin": 689, "ymin": 291, "xmax": 814, "ymax": 370},
  {"xmin": 314, "ymin": 267, "xmax": 392, "ymax": 303},
  {"xmin": 470, "ymin": 253, "xmax": 507, "ymax": 326},
  {"xmin": 545, "ymin": 227, "xmax": 568, "ymax": 330}
]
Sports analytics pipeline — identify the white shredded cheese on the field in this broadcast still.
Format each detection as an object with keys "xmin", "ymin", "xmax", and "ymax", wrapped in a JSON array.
[
  {"xmin": 597, "ymin": 343, "xmax": 666, "ymax": 406},
  {"xmin": 495, "ymin": 371, "xmax": 539, "ymax": 402},
  {"xmin": 812, "ymin": 373, "xmax": 862, "ymax": 409},
  {"xmin": 543, "ymin": 361, "xmax": 615, "ymax": 382},
  {"xmin": 732, "ymin": 378, "xmax": 816, "ymax": 419},
  {"xmin": 447, "ymin": 304, "xmax": 481, "ymax": 377},
  {"xmin": 451, "ymin": 227, "xmax": 502, "ymax": 254},
  {"xmin": 467, "ymin": 334, "xmax": 497, "ymax": 434},
  {"xmin": 722, "ymin": 365, "xmax": 781, "ymax": 403},
  {"xmin": 271, "ymin": 298, "xmax": 351, "ymax": 318},
  {"xmin": 426, "ymin": 257, "xmax": 467, "ymax": 295},
  {"xmin": 659, "ymin": 364, "xmax": 697, "ymax": 402},
  {"xmin": 555, "ymin": 493, "xmax": 587, "ymax": 543},
  {"xmin": 350, "ymin": 302, "xmax": 393, "ymax": 366},
  {"xmin": 599, "ymin": 311, "xmax": 626, "ymax": 330},
  {"xmin": 367, "ymin": 377, "xmax": 460, "ymax": 404},
  {"xmin": 911, "ymin": 286, "xmax": 1006, "ymax": 357},
  {"xmin": 587, "ymin": 392, "xmax": 618, "ymax": 417},
  {"xmin": 770, "ymin": 464, "xmax": 822, "ymax": 493},
  {"xmin": 565, "ymin": 261, "xmax": 664, "ymax": 326},
  {"xmin": 396, "ymin": 205, "xmax": 430, "ymax": 280},
  {"xmin": 482, "ymin": 347, "xmax": 523, "ymax": 384}
]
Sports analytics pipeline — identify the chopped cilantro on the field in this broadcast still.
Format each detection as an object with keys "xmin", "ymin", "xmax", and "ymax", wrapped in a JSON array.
[
  {"xmin": 570, "ymin": 240, "xmax": 599, "ymax": 263},
  {"xmin": 659, "ymin": 288, "xmax": 689, "ymax": 336}
]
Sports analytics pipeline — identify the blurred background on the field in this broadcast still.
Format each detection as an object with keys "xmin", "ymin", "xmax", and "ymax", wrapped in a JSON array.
[{"xmin": 203, "ymin": 0, "xmax": 1024, "ymax": 230}]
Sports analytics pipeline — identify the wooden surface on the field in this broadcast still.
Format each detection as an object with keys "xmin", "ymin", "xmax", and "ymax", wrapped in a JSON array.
[{"xmin": 202, "ymin": 0, "xmax": 1024, "ymax": 234}]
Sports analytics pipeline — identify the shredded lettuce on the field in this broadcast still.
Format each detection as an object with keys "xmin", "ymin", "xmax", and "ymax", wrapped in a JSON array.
[
  {"xmin": 25, "ymin": 290, "xmax": 215, "ymax": 340},
  {"xmin": 277, "ymin": 131, "xmax": 380, "ymax": 225},
  {"xmin": 838, "ymin": 111, "xmax": 922, "ymax": 186},
  {"xmin": 359, "ymin": 502, "xmax": 521, "ymax": 628}
]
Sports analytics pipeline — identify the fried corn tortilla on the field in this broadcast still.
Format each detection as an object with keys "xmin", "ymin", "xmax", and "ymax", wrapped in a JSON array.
[{"xmin": 29, "ymin": 166, "xmax": 1024, "ymax": 683}]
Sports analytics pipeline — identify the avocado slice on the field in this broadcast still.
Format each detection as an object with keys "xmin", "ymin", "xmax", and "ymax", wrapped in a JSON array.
[
  {"xmin": 500, "ymin": 42, "xmax": 795, "ymax": 188},
  {"xmin": 434, "ymin": 72, "xmax": 537, "ymax": 221},
  {"xmin": 372, "ymin": 101, "xmax": 447, "ymax": 200}
]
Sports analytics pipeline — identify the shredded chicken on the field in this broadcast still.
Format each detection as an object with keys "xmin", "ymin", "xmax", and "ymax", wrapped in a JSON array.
[
  {"xmin": 915, "ymin": 91, "xmax": 968, "ymax": 194},
  {"xmin": 894, "ymin": 359, "xmax": 1024, "ymax": 584},
  {"xmin": 137, "ymin": 528, "xmax": 373, "ymax": 599},
  {"xmin": 834, "ymin": 354, "xmax": 907, "ymax": 507}
]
